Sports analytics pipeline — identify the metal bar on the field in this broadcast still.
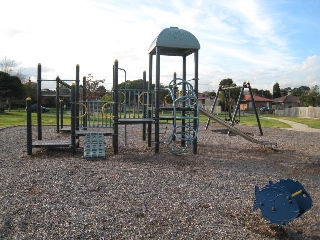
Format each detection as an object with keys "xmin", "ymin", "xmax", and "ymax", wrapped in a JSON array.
[
  {"xmin": 155, "ymin": 47, "xmax": 160, "ymax": 153},
  {"xmin": 76, "ymin": 64, "xmax": 80, "ymax": 130},
  {"xmin": 56, "ymin": 76, "xmax": 60, "ymax": 133},
  {"xmin": 113, "ymin": 60, "xmax": 119, "ymax": 154},
  {"xmin": 148, "ymin": 53, "xmax": 153, "ymax": 147},
  {"xmin": 193, "ymin": 50, "xmax": 199, "ymax": 154},
  {"xmin": 248, "ymin": 82, "xmax": 263, "ymax": 136},
  {"xmin": 26, "ymin": 97, "xmax": 32, "ymax": 155},
  {"xmin": 37, "ymin": 63, "xmax": 42, "ymax": 140},
  {"xmin": 71, "ymin": 83, "xmax": 76, "ymax": 154}
]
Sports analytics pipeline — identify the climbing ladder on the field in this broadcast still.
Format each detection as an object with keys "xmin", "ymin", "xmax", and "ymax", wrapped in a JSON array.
[
  {"xmin": 166, "ymin": 78, "xmax": 199, "ymax": 154},
  {"xmin": 83, "ymin": 133, "xmax": 106, "ymax": 158}
]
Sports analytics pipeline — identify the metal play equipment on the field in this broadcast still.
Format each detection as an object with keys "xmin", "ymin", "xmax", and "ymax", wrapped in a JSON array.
[
  {"xmin": 165, "ymin": 78, "xmax": 199, "ymax": 154},
  {"xmin": 110, "ymin": 26, "xmax": 200, "ymax": 154},
  {"xmin": 202, "ymin": 81, "xmax": 277, "ymax": 148},
  {"xmin": 27, "ymin": 27, "xmax": 276, "ymax": 156},
  {"xmin": 254, "ymin": 179, "xmax": 313, "ymax": 225},
  {"xmin": 148, "ymin": 27, "xmax": 200, "ymax": 154}
]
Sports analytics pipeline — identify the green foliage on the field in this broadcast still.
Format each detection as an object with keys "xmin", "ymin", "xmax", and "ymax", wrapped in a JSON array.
[
  {"xmin": 251, "ymin": 88, "xmax": 272, "ymax": 98},
  {"xmin": 273, "ymin": 82, "xmax": 281, "ymax": 98},
  {"xmin": 290, "ymin": 86, "xmax": 310, "ymax": 96},
  {"xmin": 24, "ymin": 81, "xmax": 37, "ymax": 101},
  {"xmin": 218, "ymin": 79, "xmax": 241, "ymax": 111},
  {"xmin": 101, "ymin": 92, "xmax": 112, "ymax": 102},
  {"xmin": 202, "ymin": 90, "xmax": 216, "ymax": 98},
  {"xmin": 299, "ymin": 85, "xmax": 320, "ymax": 106},
  {"xmin": 220, "ymin": 78, "xmax": 233, "ymax": 87},
  {"xmin": 83, "ymin": 74, "xmax": 106, "ymax": 100},
  {"xmin": 0, "ymin": 71, "xmax": 25, "ymax": 111}
]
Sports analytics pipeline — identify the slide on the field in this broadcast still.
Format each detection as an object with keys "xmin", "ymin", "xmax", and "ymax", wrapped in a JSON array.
[{"xmin": 199, "ymin": 107, "xmax": 276, "ymax": 148}]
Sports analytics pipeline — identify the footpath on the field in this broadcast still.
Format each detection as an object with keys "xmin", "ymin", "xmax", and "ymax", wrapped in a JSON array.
[{"xmin": 264, "ymin": 117, "xmax": 320, "ymax": 133}]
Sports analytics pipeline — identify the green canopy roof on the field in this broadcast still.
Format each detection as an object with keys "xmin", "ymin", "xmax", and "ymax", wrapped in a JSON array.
[{"xmin": 148, "ymin": 27, "xmax": 200, "ymax": 56}]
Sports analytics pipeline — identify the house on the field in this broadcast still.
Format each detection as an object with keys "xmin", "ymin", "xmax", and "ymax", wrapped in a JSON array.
[
  {"xmin": 272, "ymin": 95, "xmax": 300, "ymax": 109},
  {"xmin": 240, "ymin": 95, "xmax": 273, "ymax": 111},
  {"xmin": 197, "ymin": 93, "xmax": 215, "ymax": 107}
]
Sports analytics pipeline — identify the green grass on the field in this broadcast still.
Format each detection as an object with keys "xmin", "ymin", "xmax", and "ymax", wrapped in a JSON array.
[
  {"xmin": 1, "ymin": 109, "xmax": 319, "ymax": 129},
  {"xmin": 0, "ymin": 110, "xmax": 71, "ymax": 128},
  {"xmin": 262, "ymin": 115, "xmax": 320, "ymax": 129},
  {"xmin": 199, "ymin": 113, "xmax": 291, "ymax": 129}
]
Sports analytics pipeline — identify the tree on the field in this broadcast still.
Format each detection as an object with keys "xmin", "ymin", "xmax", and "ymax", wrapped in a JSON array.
[
  {"xmin": 218, "ymin": 78, "xmax": 241, "ymax": 111},
  {"xmin": 290, "ymin": 86, "xmax": 310, "ymax": 96},
  {"xmin": 281, "ymin": 87, "xmax": 292, "ymax": 96},
  {"xmin": 0, "ymin": 71, "xmax": 10, "ymax": 112},
  {"xmin": 0, "ymin": 71, "xmax": 25, "ymax": 111},
  {"xmin": 273, "ymin": 82, "xmax": 281, "ymax": 98},
  {"xmin": 299, "ymin": 85, "xmax": 320, "ymax": 107},
  {"xmin": 24, "ymin": 80, "xmax": 37, "ymax": 102},
  {"xmin": 202, "ymin": 90, "xmax": 216, "ymax": 99},
  {"xmin": 220, "ymin": 78, "xmax": 234, "ymax": 87},
  {"xmin": 251, "ymin": 88, "xmax": 272, "ymax": 98},
  {"xmin": 82, "ymin": 73, "xmax": 106, "ymax": 101},
  {"xmin": 0, "ymin": 56, "xmax": 27, "ymax": 83}
]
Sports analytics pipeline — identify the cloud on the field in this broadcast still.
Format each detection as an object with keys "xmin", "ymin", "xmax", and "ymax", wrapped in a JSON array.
[{"xmin": 1, "ymin": 0, "xmax": 319, "ymax": 93}]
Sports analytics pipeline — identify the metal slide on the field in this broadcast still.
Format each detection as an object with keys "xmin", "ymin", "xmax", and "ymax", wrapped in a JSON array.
[{"xmin": 199, "ymin": 107, "xmax": 277, "ymax": 148}]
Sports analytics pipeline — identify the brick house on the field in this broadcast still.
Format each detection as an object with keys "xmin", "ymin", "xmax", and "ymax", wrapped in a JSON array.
[{"xmin": 240, "ymin": 95, "xmax": 273, "ymax": 111}]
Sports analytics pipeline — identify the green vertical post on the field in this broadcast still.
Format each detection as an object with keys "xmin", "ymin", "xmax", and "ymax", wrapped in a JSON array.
[
  {"xmin": 56, "ymin": 76, "xmax": 60, "ymax": 133},
  {"xmin": 37, "ymin": 63, "xmax": 42, "ymax": 140},
  {"xmin": 193, "ymin": 50, "xmax": 199, "ymax": 154},
  {"xmin": 76, "ymin": 64, "xmax": 80, "ymax": 130},
  {"xmin": 142, "ymin": 70, "xmax": 147, "ymax": 141},
  {"xmin": 71, "ymin": 83, "xmax": 76, "ymax": 154},
  {"xmin": 148, "ymin": 54, "xmax": 153, "ymax": 147},
  {"xmin": 26, "ymin": 97, "xmax": 32, "ymax": 155},
  {"xmin": 113, "ymin": 60, "xmax": 119, "ymax": 154},
  {"xmin": 155, "ymin": 47, "xmax": 160, "ymax": 153}
]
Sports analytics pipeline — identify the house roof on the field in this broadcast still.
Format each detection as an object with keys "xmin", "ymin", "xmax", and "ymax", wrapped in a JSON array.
[
  {"xmin": 243, "ymin": 95, "xmax": 272, "ymax": 102},
  {"xmin": 272, "ymin": 95, "xmax": 299, "ymax": 103}
]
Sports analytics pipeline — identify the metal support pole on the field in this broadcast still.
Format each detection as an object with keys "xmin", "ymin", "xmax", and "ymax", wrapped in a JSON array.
[
  {"xmin": 142, "ymin": 70, "xmax": 147, "ymax": 141},
  {"xmin": 193, "ymin": 50, "xmax": 199, "ymax": 154},
  {"xmin": 37, "ymin": 63, "xmax": 42, "ymax": 140},
  {"xmin": 60, "ymin": 99, "xmax": 64, "ymax": 129},
  {"xmin": 113, "ymin": 60, "xmax": 119, "ymax": 154},
  {"xmin": 56, "ymin": 76, "xmax": 60, "ymax": 133},
  {"xmin": 26, "ymin": 97, "xmax": 32, "ymax": 155},
  {"xmin": 181, "ymin": 55, "xmax": 187, "ymax": 147},
  {"xmin": 248, "ymin": 83, "xmax": 263, "ymax": 136},
  {"xmin": 205, "ymin": 87, "xmax": 220, "ymax": 130},
  {"xmin": 71, "ymin": 83, "xmax": 76, "ymax": 154},
  {"xmin": 75, "ymin": 64, "xmax": 80, "ymax": 130},
  {"xmin": 82, "ymin": 76, "xmax": 87, "ymax": 130},
  {"xmin": 155, "ymin": 48, "xmax": 160, "ymax": 153},
  {"xmin": 148, "ymin": 54, "xmax": 153, "ymax": 148}
]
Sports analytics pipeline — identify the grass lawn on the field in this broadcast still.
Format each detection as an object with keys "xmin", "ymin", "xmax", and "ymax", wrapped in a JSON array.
[
  {"xmin": 0, "ymin": 110, "xmax": 71, "ymax": 128},
  {"xmin": 1, "ymin": 109, "xmax": 319, "ymax": 129}
]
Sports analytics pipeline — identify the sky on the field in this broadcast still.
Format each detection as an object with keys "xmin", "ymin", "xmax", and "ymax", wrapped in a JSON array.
[{"xmin": 1, "ymin": 0, "xmax": 320, "ymax": 93}]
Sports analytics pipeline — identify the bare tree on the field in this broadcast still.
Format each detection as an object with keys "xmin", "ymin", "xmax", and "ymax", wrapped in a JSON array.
[
  {"xmin": 0, "ymin": 56, "xmax": 27, "ymax": 83},
  {"xmin": 82, "ymin": 73, "xmax": 106, "ymax": 100}
]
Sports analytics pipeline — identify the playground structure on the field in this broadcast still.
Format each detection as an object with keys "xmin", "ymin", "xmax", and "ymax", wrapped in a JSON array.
[
  {"xmin": 254, "ymin": 179, "xmax": 313, "ymax": 225},
  {"xmin": 26, "ymin": 26, "xmax": 277, "ymax": 156}
]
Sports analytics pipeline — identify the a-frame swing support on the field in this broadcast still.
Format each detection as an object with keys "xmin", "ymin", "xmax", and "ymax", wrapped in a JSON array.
[{"xmin": 205, "ymin": 82, "xmax": 263, "ymax": 136}]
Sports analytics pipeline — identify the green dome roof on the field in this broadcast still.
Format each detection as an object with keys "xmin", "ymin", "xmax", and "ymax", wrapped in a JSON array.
[{"xmin": 148, "ymin": 27, "xmax": 200, "ymax": 56}]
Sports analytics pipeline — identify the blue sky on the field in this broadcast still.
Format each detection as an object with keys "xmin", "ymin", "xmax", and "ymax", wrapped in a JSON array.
[{"xmin": 1, "ymin": 0, "xmax": 319, "ymax": 93}]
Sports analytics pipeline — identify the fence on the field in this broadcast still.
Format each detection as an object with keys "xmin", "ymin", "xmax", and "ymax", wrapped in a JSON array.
[{"xmin": 275, "ymin": 107, "xmax": 320, "ymax": 118}]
